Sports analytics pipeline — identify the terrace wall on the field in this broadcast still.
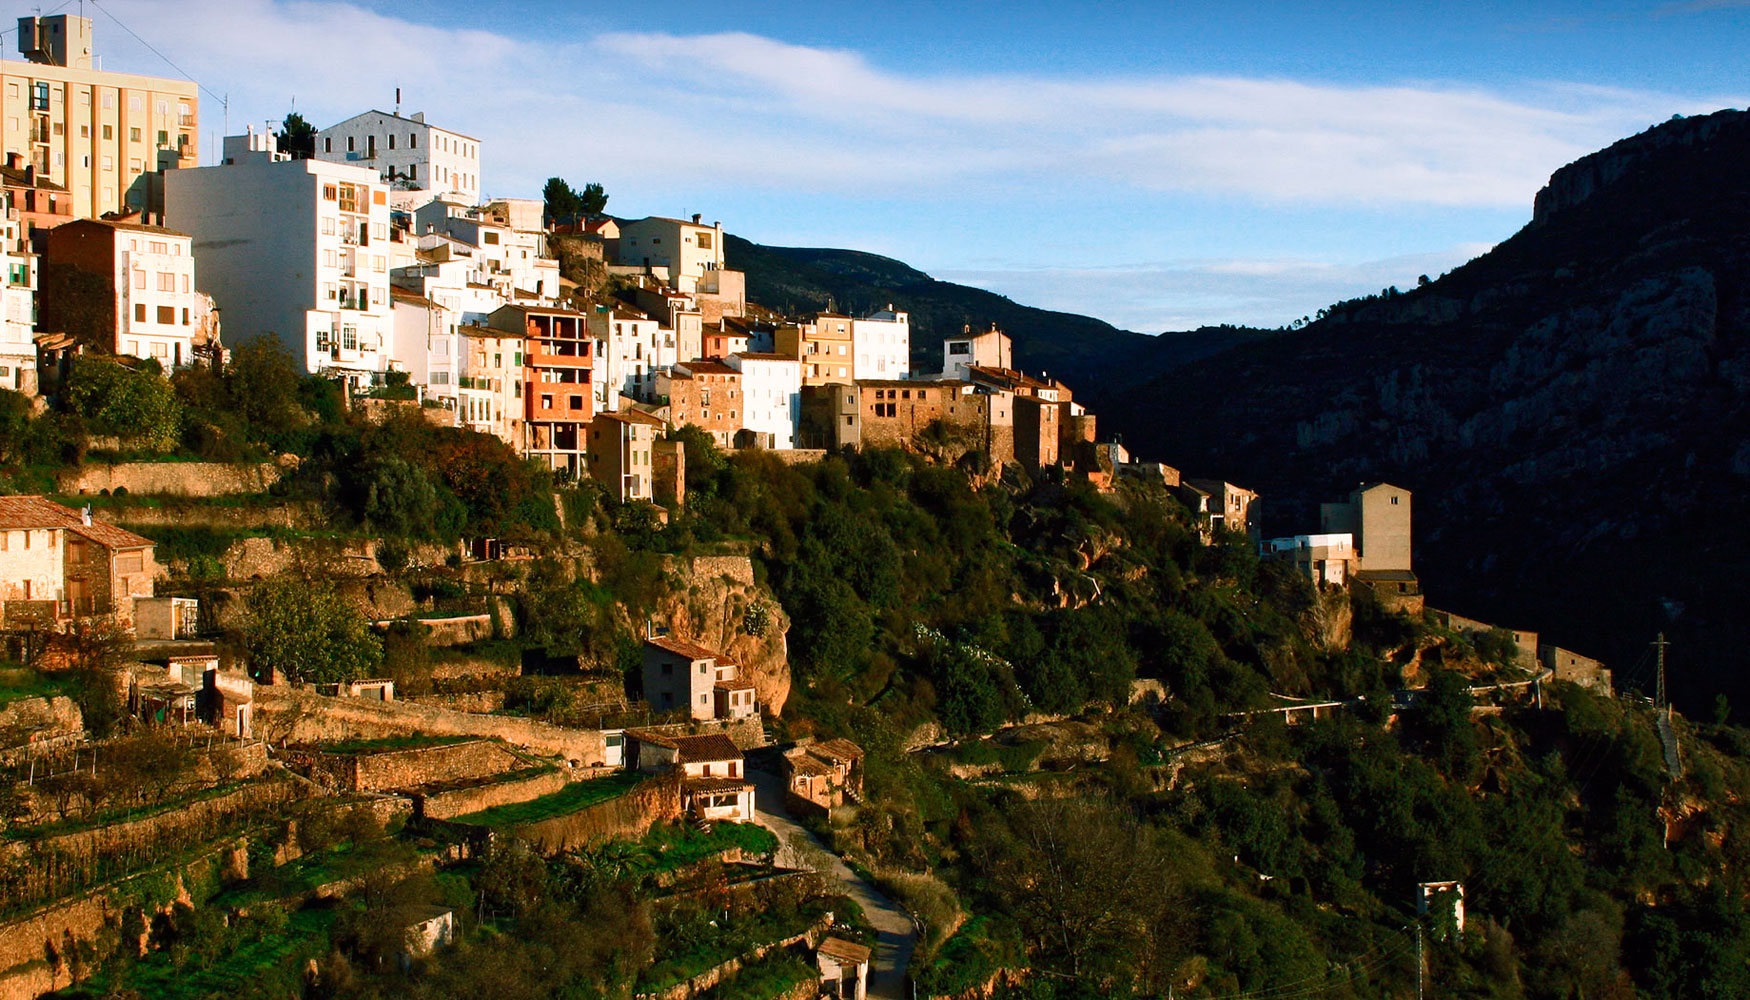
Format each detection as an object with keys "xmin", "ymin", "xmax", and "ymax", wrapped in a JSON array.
[
  {"xmin": 419, "ymin": 767, "xmax": 568, "ymax": 821},
  {"xmin": 254, "ymin": 686, "xmax": 607, "ymax": 765}
]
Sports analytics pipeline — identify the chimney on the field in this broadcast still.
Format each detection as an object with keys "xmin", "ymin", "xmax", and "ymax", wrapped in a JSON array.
[
  {"xmin": 691, "ymin": 213, "xmax": 701, "ymax": 224},
  {"xmin": 81, "ymin": 505, "xmax": 92, "ymax": 526}
]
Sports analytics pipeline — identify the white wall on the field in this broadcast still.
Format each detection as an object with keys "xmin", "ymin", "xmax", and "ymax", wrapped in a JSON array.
[
  {"xmin": 726, "ymin": 354, "xmax": 800, "ymax": 449},
  {"xmin": 315, "ymin": 111, "xmax": 480, "ymax": 203},
  {"xmin": 853, "ymin": 309, "xmax": 910, "ymax": 381}
]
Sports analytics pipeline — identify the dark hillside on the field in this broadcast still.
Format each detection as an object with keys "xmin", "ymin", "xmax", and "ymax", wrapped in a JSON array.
[
  {"xmin": 1104, "ymin": 108, "xmax": 1750, "ymax": 715},
  {"xmin": 726, "ymin": 235, "xmax": 1275, "ymax": 390}
]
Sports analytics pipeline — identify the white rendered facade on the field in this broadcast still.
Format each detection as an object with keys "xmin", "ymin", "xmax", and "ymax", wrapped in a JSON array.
[
  {"xmin": 389, "ymin": 288, "xmax": 460, "ymax": 408},
  {"xmin": 166, "ymin": 132, "xmax": 394, "ymax": 383},
  {"xmin": 726, "ymin": 353, "xmax": 800, "ymax": 449},
  {"xmin": 110, "ymin": 225, "xmax": 197, "ymax": 364},
  {"xmin": 315, "ymin": 110, "xmax": 480, "ymax": 203},
  {"xmin": 615, "ymin": 215, "xmax": 724, "ymax": 294},
  {"xmin": 0, "ymin": 211, "xmax": 34, "ymax": 393},
  {"xmin": 852, "ymin": 307, "xmax": 910, "ymax": 381},
  {"xmin": 588, "ymin": 308, "xmax": 664, "ymax": 412}
]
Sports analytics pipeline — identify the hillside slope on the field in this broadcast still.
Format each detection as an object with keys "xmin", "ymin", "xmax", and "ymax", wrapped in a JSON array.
[
  {"xmin": 1105, "ymin": 108, "xmax": 1750, "ymax": 714},
  {"xmin": 725, "ymin": 235, "xmax": 1275, "ymax": 390}
]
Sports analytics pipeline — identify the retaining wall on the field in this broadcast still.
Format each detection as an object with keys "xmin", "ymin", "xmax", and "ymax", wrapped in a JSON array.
[
  {"xmin": 420, "ymin": 767, "xmax": 568, "ymax": 821},
  {"xmin": 511, "ymin": 773, "xmax": 683, "ymax": 854},
  {"xmin": 254, "ymin": 686, "xmax": 608, "ymax": 765},
  {"xmin": 56, "ymin": 462, "xmax": 284, "ymax": 498}
]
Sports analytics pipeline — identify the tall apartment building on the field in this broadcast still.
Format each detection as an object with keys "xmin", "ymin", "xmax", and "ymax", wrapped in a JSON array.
[
  {"xmin": 487, "ymin": 304, "xmax": 592, "ymax": 476},
  {"xmin": 588, "ymin": 305, "xmax": 667, "ymax": 412},
  {"xmin": 315, "ymin": 110, "xmax": 480, "ymax": 203},
  {"xmin": 166, "ymin": 132, "xmax": 394, "ymax": 385},
  {"xmin": 942, "ymin": 325, "xmax": 1011, "ymax": 381},
  {"xmin": 0, "ymin": 15, "xmax": 198, "ymax": 221},
  {"xmin": 1321, "ymin": 483, "xmax": 1412, "ymax": 574},
  {"xmin": 726, "ymin": 352, "xmax": 800, "ymax": 449},
  {"xmin": 614, "ymin": 215, "xmax": 723, "ymax": 294},
  {"xmin": 44, "ymin": 217, "xmax": 202, "ymax": 365},
  {"xmin": 457, "ymin": 323, "xmax": 523, "ymax": 447}
]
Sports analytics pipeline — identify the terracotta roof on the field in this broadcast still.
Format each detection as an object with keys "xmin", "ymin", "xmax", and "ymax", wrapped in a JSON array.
[
  {"xmin": 458, "ymin": 323, "xmax": 517, "ymax": 340},
  {"xmin": 623, "ymin": 727, "xmax": 679, "ymax": 749},
  {"xmin": 859, "ymin": 379, "xmax": 962, "ymax": 389},
  {"xmin": 818, "ymin": 937, "xmax": 872, "ymax": 965},
  {"xmin": 713, "ymin": 679, "xmax": 754, "ymax": 691},
  {"xmin": 679, "ymin": 360, "xmax": 738, "ymax": 376},
  {"xmin": 390, "ymin": 287, "xmax": 442, "ymax": 310},
  {"xmin": 684, "ymin": 776, "xmax": 753, "ymax": 792},
  {"xmin": 0, "ymin": 496, "xmax": 154, "ymax": 549},
  {"xmin": 732, "ymin": 352, "xmax": 797, "ymax": 363},
  {"xmin": 810, "ymin": 738, "xmax": 863, "ymax": 763},
  {"xmin": 784, "ymin": 749, "xmax": 832, "ymax": 777},
  {"xmin": 66, "ymin": 216, "xmax": 190, "ymax": 238},
  {"xmin": 646, "ymin": 635, "xmax": 719, "ymax": 661},
  {"xmin": 673, "ymin": 733, "xmax": 742, "ymax": 764}
]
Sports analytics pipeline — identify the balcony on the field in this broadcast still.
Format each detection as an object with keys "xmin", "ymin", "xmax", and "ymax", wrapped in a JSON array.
[
  {"xmin": 178, "ymin": 114, "xmax": 196, "ymax": 127},
  {"xmin": 526, "ymin": 348, "xmax": 592, "ymax": 370}
]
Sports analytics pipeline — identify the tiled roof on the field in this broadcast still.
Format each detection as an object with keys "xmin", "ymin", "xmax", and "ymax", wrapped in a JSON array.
[
  {"xmin": 673, "ymin": 733, "xmax": 742, "ymax": 764},
  {"xmin": 713, "ymin": 679, "xmax": 754, "ymax": 691},
  {"xmin": 389, "ymin": 287, "xmax": 441, "ymax": 309},
  {"xmin": 0, "ymin": 496, "xmax": 154, "ymax": 548},
  {"xmin": 784, "ymin": 749, "xmax": 832, "ymax": 776},
  {"xmin": 679, "ymin": 360, "xmax": 738, "ymax": 376},
  {"xmin": 818, "ymin": 937, "xmax": 872, "ymax": 965},
  {"xmin": 646, "ymin": 635, "xmax": 719, "ymax": 661},
  {"xmin": 623, "ymin": 727, "xmax": 679, "ymax": 749},
  {"xmin": 72, "ymin": 216, "xmax": 191, "ymax": 238},
  {"xmin": 733, "ymin": 352, "xmax": 797, "ymax": 363},
  {"xmin": 810, "ymin": 738, "xmax": 863, "ymax": 763}
]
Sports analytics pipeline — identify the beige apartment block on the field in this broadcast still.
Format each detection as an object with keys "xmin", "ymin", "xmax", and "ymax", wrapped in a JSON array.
[{"xmin": 0, "ymin": 15, "xmax": 197, "ymax": 222}]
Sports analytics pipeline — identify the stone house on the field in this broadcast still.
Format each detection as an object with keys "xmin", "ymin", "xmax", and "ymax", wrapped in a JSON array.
[
  {"xmin": 657, "ymin": 360, "xmax": 742, "ymax": 449},
  {"xmin": 781, "ymin": 737, "xmax": 864, "ymax": 813},
  {"xmin": 641, "ymin": 635, "xmax": 756, "ymax": 722},
  {"xmin": 0, "ymin": 495, "xmax": 156, "ymax": 624},
  {"xmin": 1263, "ymin": 533, "xmax": 1356, "ymax": 587},
  {"xmin": 1541, "ymin": 645, "xmax": 1612, "ymax": 694},
  {"xmin": 1178, "ymin": 479, "xmax": 1260, "ymax": 540},
  {"xmin": 625, "ymin": 730, "xmax": 754, "ymax": 823},
  {"xmin": 1321, "ymin": 482, "xmax": 1417, "ymax": 608}
]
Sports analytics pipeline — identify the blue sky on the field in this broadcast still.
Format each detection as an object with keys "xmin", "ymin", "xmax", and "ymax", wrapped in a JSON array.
[{"xmin": 67, "ymin": 0, "xmax": 1750, "ymax": 331}]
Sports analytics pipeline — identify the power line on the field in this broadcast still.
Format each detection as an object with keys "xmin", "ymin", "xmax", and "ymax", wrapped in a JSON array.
[{"xmin": 84, "ymin": 0, "xmax": 226, "ymax": 106}]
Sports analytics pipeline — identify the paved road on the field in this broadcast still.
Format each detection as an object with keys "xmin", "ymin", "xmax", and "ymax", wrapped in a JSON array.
[{"xmin": 749, "ymin": 765, "xmax": 916, "ymax": 999}]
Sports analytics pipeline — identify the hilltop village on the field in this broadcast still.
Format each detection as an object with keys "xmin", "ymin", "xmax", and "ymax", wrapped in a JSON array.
[{"xmin": 4, "ymin": 15, "xmax": 1743, "ymax": 1000}]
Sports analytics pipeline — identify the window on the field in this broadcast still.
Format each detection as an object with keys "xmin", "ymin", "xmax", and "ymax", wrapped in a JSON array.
[
  {"xmin": 128, "ymin": 96, "xmax": 142, "ymax": 112},
  {"xmin": 387, "ymin": 134, "xmax": 395, "ymax": 150},
  {"xmin": 347, "ymin": 136, "xmax": 355, "ymax": 153},
  {"xmin": 157, "ymin": 100, "xmax": 168, "ymax": 116},
  {"xmin": 322, "ymin": 184, "xmax": 337, "ymax": 201},
  {"xmin": 156, "ymin": 272, "xmax": 174, "ymax": 291},
  {"xmin": 1390, "ymin": 496, "xmax": 1400, "ymax": 505},
  {"xmin": 102, "ymin": 125, "xmax": 112, "ymax": 140},
  {"xmin": 483, "ymin": 231, "xmax": 498, "ymax": 245},
  {"xmin": 342, "ymin": 325, "xmax": 357, "ymax": 351},
  {"xmin": 150, "ymin": 339, "xmax": 168, "ymax": 356},
  {"xmin": 181, "ymin": 308, "xmax": 190, "ymax": 325},
  {"xmin": 325, "ymin": 282, "xmax": 337, "ymax": 301},
  {"xmin": 116, "ymin": 551, "xmax": 143, "ymax": 573},
  {"xmin": 130, "ymin": 127, "xmax": 140, "ymax": 142},
  {"xmin": 102, "ymin": 92, "xmax": 114, "ymax": 110},
  {"xmin": 698, "ymin": 663, "xmax": 708, "ymax": 675},
  {"xmin": 409, "ymin": 133, "xmax": 417, "ymax": 148},
  {"xmin": 322, "ymin": 217, "xmax": 335, "ymax": 235},
  {"xmin": 156, "ymin": 305, "xmax": 174, "ymax": 324},
  {"xmin": 323, "ymin": 137, "xmax": 332, "ymax": 153},
  {"xmin": 156, "ymin": 130, "xmax": 168, "ymax": 147},
  {"xmin": 134, "ymin": 303, "xmax": 145, "ymax": 322},
  {"xmin": 948, "ymin": 342, "xmax": 970, "ymax": 355},
  {"xmin": 132, "ymin": 270, "xmax": 146, "ymax": 289},
  {"xmin": 30, "ymin": 82, "xmax": 48, "ymax": 111},
  {"xmin": 541, "ymin": 394, "xmax": 553, "ymax": 408},
  {"xmin": 408, "ymin": 163, "xmax": 417, "ymax": 181},
  {"xmin": 79, "ymin": 125, "xmax": 87, "ymax": 138}
]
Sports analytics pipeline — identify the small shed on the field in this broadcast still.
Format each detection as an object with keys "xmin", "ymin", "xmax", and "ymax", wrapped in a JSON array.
[{"xmin": 816, "ymin": 936, "xmax": 872, "ymax": 1000}]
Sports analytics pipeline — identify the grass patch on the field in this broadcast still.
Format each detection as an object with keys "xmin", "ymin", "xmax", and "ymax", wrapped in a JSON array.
[
  {"xmin": 950, "ymin": 738, "xmax": 1046, "ymax": 772},
  {"xmin": 313, "ymin": 734, "xmax": 475, "ymax": 756},
  {"xmin": 451, "ymin": 771, "xmax": 645, "ymax": 828},
  {"xmin": 65, "ymin": 907, "xmax": 336, "ymax": 1000},
  {"xmin": 639, "ymin": 900, "xmax": 832, "ymax": 992},
  {"xmin": 912, "ymin": 915, "xmax": 1024, "ymax": 996},
  {"xmin": 697, "ymin": 950, "xmax": 819, "ymax": 1000},
  {"xmin": 0, "ymin": 664, "xmax": 66, "ymax": 707}
]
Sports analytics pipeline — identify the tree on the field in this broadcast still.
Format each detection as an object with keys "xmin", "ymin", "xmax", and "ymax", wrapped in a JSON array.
[
  {"xmin": 542, "ymin": 177, "xmax": 584, "ymax": 227},
  {"xmin": 61, "ymin": 356, "xmax": 181, "ymax": 451},
  {"xmin": 579, "ymin": 182, "xmax": 609, "ymax": 215},
  {"xmin": 243, "ymin": 577, "xmax": 382, "ymax": 685},
  {"xmin": 277, "ymin": 112, "xmax": 316, "ymax": 160}
]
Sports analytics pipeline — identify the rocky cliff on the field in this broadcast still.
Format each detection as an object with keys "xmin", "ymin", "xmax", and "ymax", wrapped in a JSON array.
[{"xmin": 1104, "ymin": 108, "xmax": 1750, "ymax": 714}]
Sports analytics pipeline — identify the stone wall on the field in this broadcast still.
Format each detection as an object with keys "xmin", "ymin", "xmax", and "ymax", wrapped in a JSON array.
[
  {"xmin": 0, "ymin": 696, "xmax": 84, "ymax": 764},
  {"xmin": 254, "ymin": 686, "xmax": 608, "ymax": 765},
  {"xmin": 511, "ymin": 772, "xmax": 683, "ymax": 854},
  {"xmin": 0, "ymin": 779, "xmax": 297, "ymax": 871},
  {"xmin": 353, "ymin": 739, "xmax": 522, "ymax": 792},
  {"xmin": 56, "ymin": 462, "xmax": 285, "ymax": 498},
  {"xmin": 635, "ymin": 917, "xmax": 832, "ymax": 1000},
  {"xmin": 420, "ymin": 767, "xmax": 567, "ymax": 820},
  {"xmin": 104, "ymin": 500, "xmax": 321, "ymax": 531}
]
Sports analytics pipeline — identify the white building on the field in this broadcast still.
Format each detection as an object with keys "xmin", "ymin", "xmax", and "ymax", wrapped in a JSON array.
[
  {"xmin": 388, "ymin": 287, "xmax": 459, "ymax": 409},
  {"xmin": 0, "ymin": 209, "xmax": 35, "ymax": 393},
  {"xmin": 852, "ymin": 305, "xmax": 910, "ymax": 381},
  {"xmin": 44, "ymin": 217, "xmax": 201, "ymax": 365},
  {"xmin": 314, "ymin": 110, "xmax": 480, "ymax": 204},
  {"xmin": 411, "ymin": 199, "xmax": 558, "ymax": 300},
  {"xmin": 588, "ymin": 306, "xmax": 664, "ymax": 412},
  {"xmin": 166, "ymin": 131, "xmax": 395, "ymax": 384},
  {"xmin": 614, "ymin": 215, "xmax": 723, "ymax": 294},
  {"xmin": 726, "ymin": 352, "xmax": 800, "ymax": 450}
]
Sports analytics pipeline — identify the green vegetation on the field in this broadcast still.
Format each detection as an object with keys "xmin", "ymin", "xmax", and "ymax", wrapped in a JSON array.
[
  {"xmin": 316, "ymin": 734, "xmax": 475, "ymax": 755},
  {"xmin": 697, "ymin": 950, "xmax": 818, "ymax": 1000},
  {"xmin": 243, "ymin": 577, "xmax": 383, "ymax": 685},
  {"xmin": 451, "ymin": 772, "xmax": 646, "ymax": 828},
  {"xmin": 0, "ymin": 663, "xmax": 65, "ymax": 707}
]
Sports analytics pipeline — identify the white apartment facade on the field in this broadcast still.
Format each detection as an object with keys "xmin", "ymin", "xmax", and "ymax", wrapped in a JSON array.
[
  {"xmin": 726, "ymin": 352, "xmax": 800, "ymax": 450},
  {"xmin": 166, "ymin": 131, "xmax": 395, "ymax": 384},
  {"xmin": 388, "ymin": 287, "xmax": 460, "ymax": 409},
  {"xmin": 588, "ymin": 307, "xmax": 665, "ymax": 412},
  {"xmin": 315, "ymin": 110, "xmax": 480, "ymax": 203},
  {"xmin": 852, "ymin": 306, "xmax": 910, "ymax": 381},
  {"xmin": 0, "ymin": 15, "xmax": 199, "ymax": 221}
]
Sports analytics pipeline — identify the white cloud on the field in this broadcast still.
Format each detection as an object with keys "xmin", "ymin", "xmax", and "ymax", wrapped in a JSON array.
[{"xmin": 92, "ymin": 1, "xmax": 1743, "ymax": 208}]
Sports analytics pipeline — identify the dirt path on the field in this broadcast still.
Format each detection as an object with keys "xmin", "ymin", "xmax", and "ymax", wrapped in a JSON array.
[{"xmin": 749, "ymin": 766, "xmax": 916, "ymax": 998}]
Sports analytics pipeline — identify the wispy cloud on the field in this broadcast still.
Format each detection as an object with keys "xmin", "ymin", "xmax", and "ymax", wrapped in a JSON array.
[{"xmin": 96, "ymin": 0, "xmax": 1742, "ymax": 208}]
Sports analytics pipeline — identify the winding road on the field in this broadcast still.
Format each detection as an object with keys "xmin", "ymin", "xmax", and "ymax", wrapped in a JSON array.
[{"xmin": 748, "ymin": 765, "xmax": 916, "ymax": 999}]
